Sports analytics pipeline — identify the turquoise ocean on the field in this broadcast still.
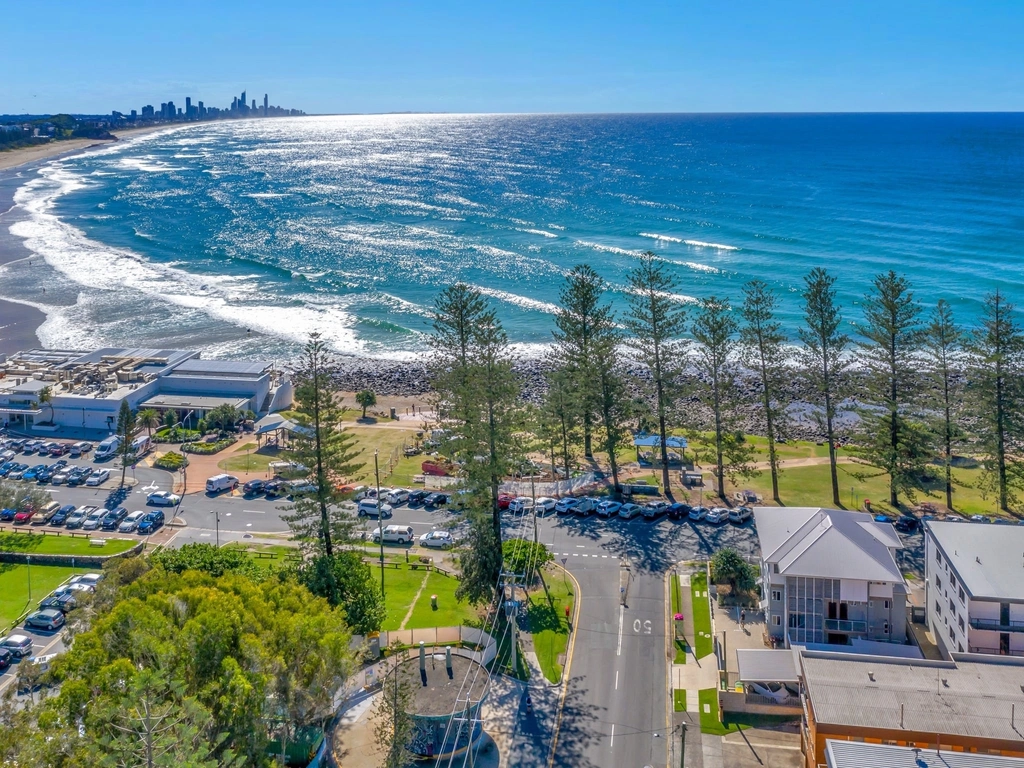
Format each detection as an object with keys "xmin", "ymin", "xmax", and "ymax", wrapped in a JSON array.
[{"xmin": 5, "ymin": 113, "xmax": 1024, "ymax": 360}]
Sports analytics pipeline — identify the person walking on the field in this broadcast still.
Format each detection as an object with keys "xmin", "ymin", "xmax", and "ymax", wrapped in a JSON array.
[{"xmin": 740, "ymin": 609, "xmax": 746, "ymax": 630}]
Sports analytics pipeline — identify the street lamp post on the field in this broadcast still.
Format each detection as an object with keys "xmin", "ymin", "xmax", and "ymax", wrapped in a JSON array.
[
  {"xmin": 375, "ymin": 449, "xmax": 384, "ymax": 600},
  {"xmin": 171, "ymin": 410, "xmax": 194, "ymax": 520},
  {"xmin": 212, "ymin": 508, "xmax": 220, "ymax": 547},
  {"xmin": 26, "ymin": 554, "xmax": 31, "ymax": 601}
]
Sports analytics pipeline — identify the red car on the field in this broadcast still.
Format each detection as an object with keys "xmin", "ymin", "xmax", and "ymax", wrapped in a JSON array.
[
  {"xmin": 13, "ymin": 507, "xmax": 35, "ymax": 524},
  {"xmin": 498, "ymin": 493, "xmax": 515, "ymax": 510}
]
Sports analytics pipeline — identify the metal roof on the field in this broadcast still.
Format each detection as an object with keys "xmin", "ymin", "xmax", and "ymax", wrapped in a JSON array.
[
  {"xmin": 826, "ymin": 740, "xmax": 1024, "ymax": 768},
  {"xmin": 169, "ymin": 359, "xmax": 272, "ymax": 377},
  {"xmin": 140, "ymin": 394, "xmax": 250, "ymax": 410},
  {"xmin": 801, "ymin": 651, "xmax": 1024, "ymax": 744},
  {"xmin": 736, "ymin": 649, "xmax": 800, "ymax": 683},
  {"xmin": 754, "ymin": 507, "xmax": 905, "ymax": 583},
  {"xmin": 633, "ymin": 434, "xmax": 688, "ymax": 449},
  {"xmin": 926, "ymin": 521, "xmax": 1024, "ymax": 601}
]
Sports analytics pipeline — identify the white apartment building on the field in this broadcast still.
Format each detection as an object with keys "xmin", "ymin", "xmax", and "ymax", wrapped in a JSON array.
[{"xmin": 925, "ymin": 520, "xmax": 1024, "ymax": 658}]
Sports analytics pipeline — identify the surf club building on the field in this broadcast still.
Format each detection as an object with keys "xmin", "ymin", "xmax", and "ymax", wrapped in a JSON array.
[{"xmin": 0, "ymin": 347, "xmax": 292, "ymax": 435}]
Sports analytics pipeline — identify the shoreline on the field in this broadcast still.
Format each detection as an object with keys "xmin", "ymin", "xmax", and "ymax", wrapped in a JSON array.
[{"xmin": 0, "ymin": 123, "xmax": 183, "ymax": 172}]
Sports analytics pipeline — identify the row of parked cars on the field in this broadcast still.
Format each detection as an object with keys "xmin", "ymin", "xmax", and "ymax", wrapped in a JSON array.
[
  {"xmin": 0, "ymin": 458, "xmax": 109, "ymax": 487},
  {"xmin": 507, "ymin": 495, "xmax": 755, "ymax": 525},
  {"xmin": 0, "ymin": 573, "xmax": 104, "ymax": 673},
  {"xmin": 0, "ymin": 438, "xmax": 93, "ymax": 460},
  {"xmin": 8, "ymin": 502, "xmax": 166, "ymax": 534},
  {"xmin": 367, "ymin": 524, "xmax": 456, "ymax": 548}
]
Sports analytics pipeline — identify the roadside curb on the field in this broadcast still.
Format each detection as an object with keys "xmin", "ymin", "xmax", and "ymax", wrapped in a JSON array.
[{"xmin": 546, "ymin": 561, "xmax": 582, "ymax": 768}]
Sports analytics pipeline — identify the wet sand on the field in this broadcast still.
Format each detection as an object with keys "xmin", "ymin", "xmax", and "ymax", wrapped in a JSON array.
[{"xmin": 0, "ymin": 123, "xmax": 179, "ymax": 172}]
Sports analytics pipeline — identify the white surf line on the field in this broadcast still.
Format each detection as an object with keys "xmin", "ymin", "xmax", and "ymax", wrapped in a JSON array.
[{"xmin": 617, "ymin": 604, "xmax": 624, "ymax": 656}]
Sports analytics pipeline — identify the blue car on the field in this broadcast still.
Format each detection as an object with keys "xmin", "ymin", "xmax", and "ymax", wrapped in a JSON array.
[
  {"xmin": 137, "ymin": 510, "xmax": 165, "ymax": 535},
  {"xmin": 0, "ymin": 508, "xmax": 15, "ymax": 522},
  {"xmin": 0, "ymin": 461, "xmax": 14, "ymax": 477},
  {"xmin": 50, "ymin": 505, "xmax": 77, "ymax": 526},
  {"xmin": 22, "ymin": 464, "xmax": 48, "ymax": 482}
]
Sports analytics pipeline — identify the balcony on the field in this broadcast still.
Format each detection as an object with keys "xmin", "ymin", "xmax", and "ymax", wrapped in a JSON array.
[
  {"xmin": 970, "ymin": 617, "xmax": 1024, "ymax": 633},
  {"xmin": 824, "ymin": 619, "xmax": 866, "ymax": 633},
  {"xmin": 968, "ymin": 646, "xmax": 1024, "ymax": 657}
]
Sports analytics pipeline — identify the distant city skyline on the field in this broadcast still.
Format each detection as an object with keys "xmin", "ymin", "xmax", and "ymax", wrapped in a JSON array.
[
  {"xmin": 4, "ymin": 1, "xmax": 1024, "ymax": 114},
  {"xmin": 116, "ymin": 88, "xmax": 304, "ymax": 123}
]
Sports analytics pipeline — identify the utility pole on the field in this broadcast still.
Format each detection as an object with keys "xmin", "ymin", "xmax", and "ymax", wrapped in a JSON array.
[
  {"xmin": 212, "ymin": 508, "xmax": 220, "ymax": 546},
  {"xmin": 375, "ymin": 449, "xmax": 385, "ymax": 599},
  {"xmin": 531, "ymin": 471, "xmax": 537, "ymax": 545}
]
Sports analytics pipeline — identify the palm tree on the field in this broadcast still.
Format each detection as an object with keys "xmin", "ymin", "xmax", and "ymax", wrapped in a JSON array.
[
  {"xmin": 37, "ymin": 386, "xmax": 53, "ymax": 425},
  {"xmin": 137, "ymin": 408, "xmax": 160, "ymax": 439}
]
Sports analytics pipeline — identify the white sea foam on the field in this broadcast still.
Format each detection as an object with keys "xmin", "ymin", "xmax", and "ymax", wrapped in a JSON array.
[
  {"xmin": 576, "ymin": 240, "xmax": 643, "ymax": 257},
  {"xmin": 518, "ymin": 228, "xmax": 558, "ymax": 238},
  {"xmin": 474, "ymin": 286, "xmax": 560, "ymax": 314},
  {"xmin": 639, "ymin": 232, "xmax": 683, "ymax": 243},
  {"xmin": 244, "ymin": 192, "xmax": 291, "ymax": 199},
  {"xmin": 684, "ymin": 239, "xmax": 739, "ymax": 251},
  {"xmin": 116, "ymin": 156, "xmax": 185, "ymax": 173},
  {"xmin": 547, "ymin": 223, "xmax": 566, "ymax": 231}
]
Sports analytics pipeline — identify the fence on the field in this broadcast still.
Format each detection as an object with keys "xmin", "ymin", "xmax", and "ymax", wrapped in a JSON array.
[
  {"xmin": 377, "ymin": 625, "xmax": 498, "ymax": 667},
  {"xmin": 499, "ymin": 472, "xmax": 599, "ymax": 498},
  {"xmin": 719, "ymin": 689, "xmax": 803, "ymax": 716}
]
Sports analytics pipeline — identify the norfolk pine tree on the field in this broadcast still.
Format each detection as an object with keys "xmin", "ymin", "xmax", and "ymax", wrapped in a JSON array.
[
  {"xmin": 551, "ymin": 265, "xmax": 615, "ymax": 458},
  {"xmin": 740, "ymin": 280, "xmax": 788, "ymax": 504},
  {"xmin": 798, "ymin": 268, "xmax": 850, "ymax": 508},
  {"xmin": 924, "ymin": 299, "xmax": 965, "ymax": 511},
  {"xmin": 541, "ymin": 368, "xmax": 579, "ymax": 481},
  {"xmin": 625, "ymin": 251, "xmax": 687, "ymax": 495},
  {"xmin": 593, "ymin": 316, "xmax": 628, "ymax": 497},
  {"xmin": 856, "ymin": 271, "xmax": 928, "ymax": 506},
  {"xmin": 970, "ymin": 290, "xmax": 1024, "ymax": 512},
  {"xmin": 691, "ymin": 296, "xmax": 754, "ymax": 500},
  {"xmin": 116, "ymin": 399, "xmax": 136, "ymax": 488},
  {"xmin": 283, "ymin": 332, "xmax": 365, "ymax": 558}
]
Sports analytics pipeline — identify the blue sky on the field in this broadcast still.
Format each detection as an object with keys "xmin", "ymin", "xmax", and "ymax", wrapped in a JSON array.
[{"xmin": 4, "ymin": 1, "xmax": 1023, "ymax": 114}]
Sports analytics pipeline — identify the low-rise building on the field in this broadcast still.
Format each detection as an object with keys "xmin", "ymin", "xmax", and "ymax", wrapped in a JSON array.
[
  {"xmin": 755, "ymin": 507, "xmax": 908, "ymax": 647},
  {"xmin": 0, "ymin": 347, "xmax": 291, "ymax": 433},
  {"xmin": 825, "ymin": 740, "xmax": 1024, "ymax": 768},
  {"xmin": 925, "ymin": 521, "xmax": 1024, "ymax": 658},
  {"xmin": 799, "ymin": 650, "xmax": 1024, "ymax": 766}
]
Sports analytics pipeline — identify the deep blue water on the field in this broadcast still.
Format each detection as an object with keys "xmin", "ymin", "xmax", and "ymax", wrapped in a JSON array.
[{"xmin": 6, "ymin": 113, "xmax": 1024, "ymax": 359}]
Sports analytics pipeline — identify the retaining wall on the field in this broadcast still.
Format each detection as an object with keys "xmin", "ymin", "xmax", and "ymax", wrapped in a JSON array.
[{"xmin": 0, "ymin": 540, "xmax": 144, "ymax": 567}]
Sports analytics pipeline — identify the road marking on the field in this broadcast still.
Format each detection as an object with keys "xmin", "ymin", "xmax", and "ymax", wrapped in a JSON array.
[
  {"xmin": 572, "ymin": 553, "xmax": 578, "ymax": 556},
  {"xmin": 616, "ymin": 604, "xmax": 624, "ymax": 656},
  {"xmin": 601, "ymin": 555, "xmax": 608, "ymax": 558},
  {"xmin": 610, "ymin": 723, "xmax": 615, "ymax": 747},
  {"xmin": 614, "ymin": 670, "xmax": 619, "ymax": 690},
  {"xmin": 200, "ymin": 533, "xmax": 211, "ymax": 537},
  {"xmin": 575, "ymin": 545, "xmax": 585, "ymax": 548},
  {"xmin": 242, "ymin": 510, "xmax": 267, "ymax": 514}
]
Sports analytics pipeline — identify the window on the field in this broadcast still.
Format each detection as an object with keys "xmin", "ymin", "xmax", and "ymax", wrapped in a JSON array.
[
  {"xmin": 884, "ymin": 600, "xmax": 890, "ymax": 610},
  {"xmin": 789, "ymin": 614, "xmax": 806, "ymax": 629},
  {"xmin": 950, "ymin": 575, "xmax": 957, "ymax": 591},
  {"xmin": 936, "ymin": 550, "xmax": 942, "ymax": 565},
  {"xmin": 958, "ymin": 643, "xmax": 964, "ymax": 653},
  {"xmin": 936, "ymin": 576, "xmax": 942, "ymax": 590},
  {"xmin": 958, "ymin": 616, "xmax": 965, "ymax": 632},
  {"xmin": 958, "ymin": 587, "xmax": 965, "ymax": 604},
  {"xmin": 772, "ymin": 589, "xmax": 782, "ymax": 602},
  {"xmin": 949, "ymin": 597, "xmax": 956, "ymax": 614},
  {"xmin": 935, "ymin": 601, "xmax": 942, "ymax": 616},
  {"xmin": 773, "ymin": 615, "xmax": 781, "ymax": 626},
  {"xmin": 949, "ymin": 626, "xmax": 955, "ymax": 642},
  {"xmin": 883, "ymin": 622, "xmax": 889, "ymax": 634},
  {"xmin": 773, "ymin": 563, "xmax": 779, "ymax": 574}
]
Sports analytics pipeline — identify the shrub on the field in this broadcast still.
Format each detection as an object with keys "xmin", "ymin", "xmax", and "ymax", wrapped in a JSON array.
[
  {"xmin": 154, "ymin": 451, "xmax": 188, "ymax": 471},
  {"xmin": 183, "ymin": 437, "xmax": 236, "ymax": 455},
  {"xmin": 154, "ymin": 427, "xmax": 201, "ymax": 444}
]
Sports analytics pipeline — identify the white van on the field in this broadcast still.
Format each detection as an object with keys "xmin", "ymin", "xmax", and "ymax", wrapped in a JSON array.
[
  {"xmin": 371, "ymin": 525, "xmax": 414, "ymax": 544},
  {"xmin": 94, "ymin": 435, "xmax": 121, "ymax": 460},
  {"xmin": 130, "ymin": 435, "xmax": 151, "ymax": 458},
  {"xmin": 357, "ymin": 499, "xmax": 393, "ymax": 519},
  {"xmin": 205, "ymin": 474, "xmax": 239, "ymax": 493}
]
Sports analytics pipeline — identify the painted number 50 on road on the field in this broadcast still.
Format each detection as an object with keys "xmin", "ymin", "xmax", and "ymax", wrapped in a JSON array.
[{"xmin": 633, "ymin": 619, "xmax": 652, "ymax": 635}]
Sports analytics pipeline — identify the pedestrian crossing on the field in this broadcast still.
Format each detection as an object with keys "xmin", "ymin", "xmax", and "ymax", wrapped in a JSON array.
[{"xmin": 552, "ymin": 551, "xmax": 618, "ymax": 559}]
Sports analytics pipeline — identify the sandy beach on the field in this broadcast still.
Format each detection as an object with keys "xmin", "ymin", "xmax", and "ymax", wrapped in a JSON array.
[{"xmin": 0, "ymin": 122, "xmax": 179, "ymax": 172}]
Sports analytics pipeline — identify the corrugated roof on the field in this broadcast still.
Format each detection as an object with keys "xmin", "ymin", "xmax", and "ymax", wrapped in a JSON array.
[
  {"xmin": 802, "ymin": 651, "xmax": 1024, "ymax": 743},
  {"xmin": 754, "ymin": 507, "xmax": 904, "ymax": 582},
  {"xmin": 170, "ymin": 359, "xmax": 272, "ymax": 376},
  {"xmin": 927, "ymin": 521, "xmax": 1024, "ymax": 601},
  {"xmin": 826, "ymin": 740, "xmax": 1024, "ymax": 768},
  {"xmin": 736, "ymin": 649, "xmax": 800, "ymax": 683}
]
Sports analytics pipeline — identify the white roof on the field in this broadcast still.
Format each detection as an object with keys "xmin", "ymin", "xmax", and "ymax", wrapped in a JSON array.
[
  {"xmin": 826, "ymin": 741, "xmax": 1024, "ymax": 768},
  {"xmin": 754, "ymin": 507, "xmax": 904, "ymax": 582},
  {"xmin": 926, "ymin": 521, "xmax": 1024, "ymax": 601},
  {"xmin": 736, "ymin": 649, "xmax": 800, "ymax": 683}
]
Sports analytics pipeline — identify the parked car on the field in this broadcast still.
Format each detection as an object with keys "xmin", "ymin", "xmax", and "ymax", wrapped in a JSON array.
[
  {"xmin": 0, "ymin": 461, "xmax": 15, "ymax": 477},
  {"xmin": 69, "ymin": 441, "xmax": 92, "ymax": 456},
  {"xmin": 137, "ymin": 510, "xmax": 165, "ymax": 535},
  {"xmin": 6, "ymin": 463, "xmax": 29, "ymax": 480},
  {"xmin": 101, "ymin": 507, "xmax": 128, "ymax": 530},
  {"xmin": 371, "ymin": 525, "xmax": 414, "ymax": 544},
  {"xmin": 67, "ymin": 467, "xmax": 92, "ymax": 486},
  {"xmin": 688, "ymin": 506, "xmax": 708, "ymax": 521},
  {"xmin": 642, "ymin": 501, "xmax": 669, "ymax": 519},
  {"xmin": 508, "ymin": 497, "xmax": 534, "ymax": 513},
  {"xmin": 264, "ymin": 479, "xmax": 288, "ymax": 498},
  {"xmin": 0, "ymin": 508, "xmax": 16, "ymax": 522},
  {"xmin": 48, "ymin": 443, "xmax": 70, "ymax": 457},
  {"xmin": 729, "ymin": 507, "xmax": 753, "ymax": 524},
  {"xmin": 66, "ymin": 506, "xmax": 95, "ymax": 529},
  {"xmin": 407, "ymin": 490, "xmax": 429, "ymax": 507},
  {"xmin": 71, "ymin": 573, "xmax": 104, "ymax": 589},
  {"xmin": 119, "ymin": 510, "xmax": 148, "ymax": 533},
  {"xmin": 894, "ymin": 515, "xmax": 919, "ymax": 532},
  {"xmin": 596, "ymin": 500, "xmax": 622, "ymax": 518},
  {"xmin": 970, "ymin": 514, "xmax": 990, "ymax": 523},
  {"xmin": 1, "ymin": 634, "xmax": 33, "ymax": 658},
  {"xmin": 535, "ymin": 497, "xmax": 558, "ymax": 515},
  {"xmin": 386, "ymin": 488, "xmax": 410, "ymax": 506},
  {"xmin": 574, "ymin": 497, "xmax": 598, "ymax": 516},
  {"xmin": 242, "ymin": 479, "xmax": 266, "ymax": 496},
  {"xmin": 286, "ymin": 479, "xmax": 317, "ymax": 496},
  {"xmin": 205, "ymin": 474, "xmax": 239, "ymax": 494},
  {"xmin": 51, "ymin": 467, "xmax": 73, "ymax": 485},
  {"xmin": 146, "ymin": 491, "xmax": 180, "ymax": 507},
  {"xmin": 419, "ymin": 530, "xmax": 455, "ymax": 549},
  {"xmin": 50, "ymin": 504, "xmax": 77, "ymax": 526},
  {"xmin": 497, "ymin": 493, "xmax": 515, "ymax": 510},
  {"xmin": 30, "ymin": 501, "xmax": 61, "ymax": 525},
  {"xmin": 25, "ymin": 609, "xmax": 65, "ymax": 631},
  {"xmin": 0, "ymin": 647, "xmax": 11, "ymax": 671},
  {"xmin": 39, "ymin": 591, "xmax": 77, "ymax": 613},
  {"xmin": 37, "ymin": 461, "xmax": 67, "ymax": 483},
  {"xmin": 82, "ymin": 508, "xmax": 107, "ymax": 531},
  {"xmin": 705, "ymin": 507, "xmax": 729, "ymax": 525},
  {"xmin": 0, "ymin": 450, "xmax": 13, "ymax": 463},
  {"xmin": 424, "ymin": 492, "xmax": 449, "ymax": 508},
  {"xmin": 357, "ymin": 499, "xmax": 393, "ymax": 519},
  {"xmin": 667, "ymin": 502, "xmax": 692, "ymax": 520},
  {"xmin": 618, "ymin": 503, "xmax": 642, "ymax": 520},
  {"xmin": 555, "ymin": 498, "xmax": 579, "ymax": 515},
  {"xmin": 22, "ymin": 464, "xmax": 48, "ymax": 482},
  {"xmin": 86, "ymin": 469, "xmax": 110, "ymax": 486}
]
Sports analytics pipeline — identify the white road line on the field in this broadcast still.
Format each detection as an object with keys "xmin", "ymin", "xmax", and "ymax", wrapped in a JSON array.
[
  {"xmin": 616, "ymin": 604, "xmax": 624, "ymax": 656},
  {"xmin": 575, "ymin": 544, "xmax": 585, "ymax": 548},
  {"xmin": 615, "ymin": 670, "xmax": 619, "ymax": 690},
  {"xmin": 601, "ymin": 555, "xmax": 608, "ymax": 558},
  {"xmin": 610, "ymin": 723, "xmax": 615, "ymax": 747},
  {"xmin": 572, "ymin": 553, "xmax": 578, "ymax": 556},
  {"xmin": 242, "ymin": 510, "xmax": 266, "ymax": 514}
]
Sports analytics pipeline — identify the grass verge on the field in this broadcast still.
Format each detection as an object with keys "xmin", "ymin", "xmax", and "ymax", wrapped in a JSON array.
[
  {"xmin": 406, "ymin": 571, "xmax": 478, "ymax": 629},
  {"xmin": 671, "ymin": 573, "xmax": 688, "ymax": 664},
  {"xmin": 529, "ymin": 565, "xmax": 574, "ymax": 683},
  {"xmin": 0, "ymin": 532, "xmax": 137, "ymax": 557},
  {"xmin": 674, "ymin": 689, "xmax": 686, "ymax": 712},
  {"xmin": 222, "ymin": 542, "xmax": 301, "ymax": 570},
  {"xmin": 690, "ymin": 571, "xmax": 713, "ymax": 659},
  {"xmin": 0, "ymin": 563, "xmax": 90, "ymax": 632}
]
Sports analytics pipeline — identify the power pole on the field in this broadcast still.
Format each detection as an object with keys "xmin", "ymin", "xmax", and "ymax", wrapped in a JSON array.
[{"xmin": 375, "ymin": 449, "xmax": 385, "ymax": 599}]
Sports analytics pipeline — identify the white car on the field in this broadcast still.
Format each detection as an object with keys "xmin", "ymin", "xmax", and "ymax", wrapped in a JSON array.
[
  {"xmin": 85, "ymin": 468, "xmax": 110, "ymax": 486},
  {"xmin": 729, "ymin": 507, "xmax": 753, "ymax": 524},
  {"xmin": 705, "ymin": 507, "xmax": 728, "ymax": 524},
  {"xmin": 51, "ymin": 468, "xmax": 72, "ymax": 485},
  {"xmin": 82, "ymin": 508, "xmax": 106, "ymax": 531},
  {"xmin": 371, "ymin": 525, "xmax": 414, "ymax": 544},
  {"xmin": 147, "ymin": 491, "xmax": 181, "ymax": 507},
  {"xmin": 386, "ymin": 488, "xmax": 410, "ymax": 505},
  {"xmin": 508, "ymin": 497, "xmax": 534, "ymax": 513},
  {"xmin": 618, "ymin": 503, "xmax": 642, "ymax": 520},
  {"xmin": 71, "ymin": 573, "xmax": 104, "ymax": 589},
  {"xmin": 119, "ymin": 510, "xmax": 148, "ymax": 532},
  {"xmin": 555, "ymin": 498, "xmax": 579, "ymax": 515},
  {"xmin": 535, "ymin": 497, "xmax": 558, "ymax": 515},
  {"xmin": 596, "ymin": 501, "xmax": 621, "ymax": 518},
  {"xmin": 748, "ymin": 682, "xmax": 799, "ymax": 702},
  {"xmin": 419, "ymin": 530, "xmax": 455, "ymax": 549},
  {"xmin": 574, "ymin": 497, "xmax": 598, "ymax": 516},
  {"xmin": 688, "ymin": 506, "xmax": 708, "ymax": 521}
]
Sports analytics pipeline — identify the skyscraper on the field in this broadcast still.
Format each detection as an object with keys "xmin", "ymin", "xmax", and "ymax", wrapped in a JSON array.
[
  {"xmin": 264, "ymin": 93, "xmax": 268, "ymax": 116},
  {"xmin": 240, "ymin": 91, "xmax": 247, "ymax": 114}
]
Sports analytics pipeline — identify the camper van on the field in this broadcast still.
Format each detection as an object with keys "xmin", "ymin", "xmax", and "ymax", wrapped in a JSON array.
[
  {"xmin": 130, "ymin": 435, "xmax": 151, "ymax": 459},
  {"xmin": 94, "ymin": 436, "xmax": 121, "ymax": 460}
]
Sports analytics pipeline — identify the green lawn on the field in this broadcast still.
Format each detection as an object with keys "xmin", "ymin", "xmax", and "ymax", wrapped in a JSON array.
[
  {"xmin": 344, "ymin": 427, "xmax": 423, "ymax": 485},
  {"xmin": 0, "ymin": 564, "xmax": 89, "ymax": 632},
  {"xmin": 406, "ymin": 571, "xmax": 478, "ymax": 629},
  {"xmin": 671, "ymin": 574, "xmax": 688, "ymax": 664},
  {"xmin": 698, "ymin": 688, "xmax": 748, "ymax": 735},
  {"xmin": 222, "ymin": 542, "xmax": 302, "ymax": 571},
  {"xmin": 690, "ymin": 571, "xmax": 713, "ymax": 659},
  {"xmin": 488, "ymin": 611, "xmax": 529, "ymax": 681},
  {"xmin": 379, "ymin": 565, "xmax": 429, "ymax": 631},
  {"xmin": 674, "ymin": 689, "xmax": 686, "ymax": 712},
  {"xmin": 729, "ymin": 461, "xmax": 1008, "ymax": 517},
  {"xmin": 529, "ymin": 565, "xmax": 574, "ymax": 684},
  {"xmin": 0, "ymin": 532, "xmax": 137, "ymax": 557},
  {"xmin": 218, "ymin": 447, "xmax": 278, "ymax": 473}
]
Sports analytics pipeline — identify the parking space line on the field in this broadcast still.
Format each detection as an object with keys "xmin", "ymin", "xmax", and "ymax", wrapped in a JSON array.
[{"xmin": 241, "ymin": 510, "xmax": 266, "ymax": 514}]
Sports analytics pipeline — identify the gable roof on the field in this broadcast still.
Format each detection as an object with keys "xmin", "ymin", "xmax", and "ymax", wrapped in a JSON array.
[
  {"xmin": 754, "ymin": 507, "xmax": 904, "ymax": 583},
  {"xmin": 927, "ymin": 521, "xmax": 1024, "ymax": 600}
]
